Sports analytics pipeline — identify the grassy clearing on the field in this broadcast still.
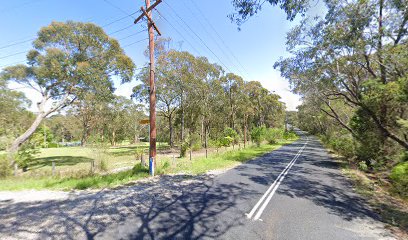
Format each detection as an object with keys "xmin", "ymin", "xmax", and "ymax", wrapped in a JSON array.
[
  {"xmin": 0, "ymin": 138, "xmax": 297, "ymax": 191},
  {"xmin": 23, "ymin": 143, "xmax": 168, "ymax": 177}
]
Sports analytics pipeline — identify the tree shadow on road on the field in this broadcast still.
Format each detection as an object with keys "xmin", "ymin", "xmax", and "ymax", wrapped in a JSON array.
[
  {"xmin": 0, "ymin": 175, "xmax": 255, "ymax": 239},
  {"xmin": 277, "ymin": 139, "xmax": 383, "ymax": 222}
]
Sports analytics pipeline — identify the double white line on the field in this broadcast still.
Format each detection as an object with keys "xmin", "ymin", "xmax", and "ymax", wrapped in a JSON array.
[{"xmin": 246, "ymin": 137, "xmax": 309, "ymax": 221}]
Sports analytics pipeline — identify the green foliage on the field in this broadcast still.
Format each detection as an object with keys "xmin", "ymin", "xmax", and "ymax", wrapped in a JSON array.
[
  {"xmin": 222, "ymin": 136, "xmax": 234, "ymax": 147},
  {"xmin": 0, "ymin": 154, "xmax": 11, "ymax": 178},
  {"xmin": 283, "ymin": 130, "xmax": 298, "ymax": 140},
  {"xmin": 180, "ymin": 142, "xmax": 189, "ymax": 158},
  {"xmin": 16, "ymin": 142, "xmax": 39, "ymax": 171},
  {"xmin": 229, "ymin": 0, "xmax": 307, "ymax": 27},
  {"xmin": 358, "ymin": 161, "xmax": 369, "ymax": 172},
  {"xmin": 390, "ymin": 162, "xmax": 408, "ymax": 198},
  {"xmin": 223, "ymin": 128, "xmax": 239, "ymax": 145},
  {"xmin": 323, "ymin": 134, "xmax": 356, "ymax": 159},
  {"xmin": 265, "ymin": 128, "xmax": 283, "ymax": 144},
  {"xmin": 1, "ymin": 21, "xmax": 135, "ymax": 151},
  {"xmin": 251, "ymin": 126, "xmax": 266, "ymax": 146},
  {"xmin": 350, "ymin": 109, "xmax": 384, "ymax": 166},
  {"xmin": 31, "ymin": 125, "xmax": 54, "ymax": 148},
  {"xmin": 190, "ymin": 133, "xmax": 202, "ymax": 151}
]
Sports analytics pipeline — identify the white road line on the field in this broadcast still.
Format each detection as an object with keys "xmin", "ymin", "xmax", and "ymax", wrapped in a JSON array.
[
  {"xmin": 246, "ymin": 136, "xmax": 309, "ymax": 221},
  {"xmin": 253, "ymin": 141, "xmax": 307, "ymax": 220},
  {"xmin": 245, "ymin": 148, "xmax": 302, "ymax": 219}
]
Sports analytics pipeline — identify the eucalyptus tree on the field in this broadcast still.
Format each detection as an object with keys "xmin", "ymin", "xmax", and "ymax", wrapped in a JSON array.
[
  {"xmin": 133, "ymin": 50, "xmax": 196, "ymax": 147},
  {"xmin": 220, "ymin": 73, "xmax": 245, "ymax": 130},
  {"xmin": 1, "ymin": 21, "xmax": 135, "ymax": 153},
  {"xmin": 191, "ymin": 57, "xmax": 223, "ymax": 155},
  {"xmin": 275, "ymin": 0, "xmax": 408, "ymax": 151},
  {"xmin": 0, "ymin": 79, "xmax": 33, "ymax": 150},
  {"xmin": 229, "ymin": 0, "xmax": 309, "ymax": 27}
]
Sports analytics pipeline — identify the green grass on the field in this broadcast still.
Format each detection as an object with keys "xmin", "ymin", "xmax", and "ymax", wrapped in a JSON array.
[
  {"xmin": 0, "ymin": 138, "xmax": 297, "ymax": 191},
  {"xmin": 171, "ymin": 140, "xmax": 294, "ymax": 175},
  {"xmin": 0, "ymin": 166, "xmax": 150, "ymax": 191}
]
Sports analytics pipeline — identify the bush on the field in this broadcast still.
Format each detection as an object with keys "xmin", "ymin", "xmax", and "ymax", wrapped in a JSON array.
[
  {"xmin": 223, "ymin": 128, "xmax": 238, "ymax": 146},
  {"xmin": 328, "ymin": 135, "xmax": 355, "ymax": 159},
  {"xmin": 358, "ymin": 161, "xmax": 369, "ymax": 172},
  {"xmin": 222, "ymin": 136, "xmax": 234, "ymax": 147},
  {"xmin": 180, "ymin": 142, "xmax": 189, "ymax": 158},
  {"xmin": 390, "ymin": 161, "xmax": 408, "ymax": 198},
  {"xmin": 283, "ymin": 130, "xmax": 298, "ymax": 140},
  {"xmin": 265, "ymin": 128, "xmax": 284, "ymax": 144},
  {"xmin": 0, "ymin": 154, "xmax": 11, "ymax": 178},
  {"xmin": 16, "ymin": 142, "xmax": 39, "ymax": 171},
  {"xmin": 251, "ymin": 126, "xmax": 266, "ymax": 146},
  {"xmin": 47, "ymin": 142, "xmax": 59, "ymax": 148}
]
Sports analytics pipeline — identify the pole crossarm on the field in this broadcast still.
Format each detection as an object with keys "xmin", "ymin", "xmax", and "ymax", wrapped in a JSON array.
[{"xmin": 134, "ymin": 0, "xmax": 162, "ymax": 36}]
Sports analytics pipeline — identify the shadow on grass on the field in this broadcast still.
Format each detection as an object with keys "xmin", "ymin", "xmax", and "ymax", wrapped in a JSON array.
[
  {"xmin": 109, "ymin": 145, "xmax": 171, "ymax": 157},
  {"xmin": 29, "ymin": 156, "xmax": 94, "ymax": 170},
  {"xmin": 41, "ymin": 165, "xmax": 151, "ymax": 190}
]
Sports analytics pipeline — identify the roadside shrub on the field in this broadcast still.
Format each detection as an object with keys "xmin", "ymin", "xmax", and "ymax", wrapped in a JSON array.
[
  {"xmin": 251, "ymin": 126, "xmax": 266, "ymax": 147},
  {"xmin": 0, "ymin": 154, "xmax": 11, "ymax": 178},
  {"xmin": 100, "ymin": 159, "xmax": 108, "ymax": 172},
  {"xmin": 132, "ymin": 163, "xmax": 148, "ymax": 174},
  {"xmin": 157, "ymin": 160, "xmax": 170, "ymax": 175},
  {"xmin": 222, "ymin": 136, "xmax": 234, "ymax": 147},
  {"xmin": 192, "ymin": 142, "xmax": 202, "ymax": 151},
  {"xmin": 223, "ymin": 128, "xmax": 238, "ymax": 146},
  {"xmin": 358, "ymin": 161, "xmax": 369, "ymax": 172},
  {"xmin": 265, "ymin": 128, "xmax": 284, "ymax": 144},
  {"xmin": 47, "ymin": 142, "xmax": 59, "ymax": 148},
  {"xmin": 209, "ymin": 139, "xmax": 224, "ymax": 153},
  {"xmin": 328, "ymin": 135, "xmax": 355, "ymax": 159},
  {"xmin": 390, "ymin": 161, "xmax": 408, "ymax": 198},
  {"xmin": 16, "ymin": 142, "xmax": 39, "ymax": 171},
  {"xmin": 180, "ymin": 142, "xmax": 189, "ymax": 158},
  {"xmin": 283, "ymin": 130, "xmax": 297, "ymax": 140}
]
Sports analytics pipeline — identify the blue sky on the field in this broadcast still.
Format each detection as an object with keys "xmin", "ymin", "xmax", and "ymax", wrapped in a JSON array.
[{"xmin": 0, "ymin": 0, "xmax": 307, "ymax": 111}]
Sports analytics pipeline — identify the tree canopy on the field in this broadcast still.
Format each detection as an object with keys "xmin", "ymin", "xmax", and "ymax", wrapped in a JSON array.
[{"xmin": 1, "ymin": 21, "xmax": 135, "ymax": 153}]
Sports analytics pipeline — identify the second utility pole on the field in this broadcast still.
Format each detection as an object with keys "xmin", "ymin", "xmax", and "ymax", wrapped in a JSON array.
[{"xmin": 134, "ymin": 0, "xmax": 162, "ymax": 176}]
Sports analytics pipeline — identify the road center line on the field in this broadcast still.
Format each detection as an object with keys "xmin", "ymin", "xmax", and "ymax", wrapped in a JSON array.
[{"xmin": 246, "ymin": 137, "xmax": 308, "ymax": 221}]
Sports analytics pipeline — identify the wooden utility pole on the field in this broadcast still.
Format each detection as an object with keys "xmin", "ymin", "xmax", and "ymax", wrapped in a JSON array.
[{"xmin": 134, "ymin": 0, "xmax": 161, "ymax": 176}]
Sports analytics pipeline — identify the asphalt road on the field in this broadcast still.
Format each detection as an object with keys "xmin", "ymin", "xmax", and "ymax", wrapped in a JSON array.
[{"xmin": 0, "ymin": 132, "xmax": 396, "ymax": 239}]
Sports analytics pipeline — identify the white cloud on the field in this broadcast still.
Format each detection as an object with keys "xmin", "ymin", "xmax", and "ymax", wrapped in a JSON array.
[{"xmin": 257, "ymin": 70, "xmax": 302, "ymax": 111}]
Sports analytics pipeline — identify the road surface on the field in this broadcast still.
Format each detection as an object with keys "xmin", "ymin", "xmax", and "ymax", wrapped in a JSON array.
[{"xmin": 0, "ymin": 132, "xmax": 396, "ymax": 239}]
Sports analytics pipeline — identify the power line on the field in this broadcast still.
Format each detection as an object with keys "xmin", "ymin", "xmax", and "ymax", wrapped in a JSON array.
[
  {"xmin": 122, "ymin": 38, "xmax": 149, "ymax": 48},
  {"xmin": 0, "ymin": 51, "xmax": 27, "ymax": 60},
  {"xmin": 102, "ymin": 0, "xmax": 138, "ymax": 21},
  {"xmin": 162, "ymin": 1, "xmax": 233, "ymax": 73},
  {"xmin": 0, "ymin": 20, "xmax": 144, "ymax": 62},
  {"xmin": 0, "ymin": 60, "xmax": 26, "ymax": 69},
  {"xmin": 0, "ymin": 11, "xmax": 139, "ymax": 51},
  {"xmin": 154, "ymin": 9, "xmax": 202, "ymax": 56},
  {"xmin": 180, "ymin": 0, "xmax": 244, "ymax": 76},
  {"xmin": 190, "ymin": 0, "xmax": 247, "ymax": 73},
  {"xmin": 0, "ymin": 37, "xmax": 148, "ymax": 70},
  {"xmin": 117, "ymin": 30, "xmax": 147, "ymax": 41},
  {"xmin": 0, "ymin": 0, "xmax": 44, "ymax": 14},
  {"xmin": 0, "ymin": 38, "xmax": 35, "ymax": 50}
]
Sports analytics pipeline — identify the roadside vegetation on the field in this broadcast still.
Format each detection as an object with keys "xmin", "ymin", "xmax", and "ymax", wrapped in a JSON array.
[
  {"xmin": 0, "ymin": 131, "xmax": 297, "ymax": 191},
  {"xmin": 234, "ymin": 0, "xmax": 408, "ymax": 234},
  {"xmin": 0, "ymin": 21, "xmax": 290, "ymax": 191}
]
